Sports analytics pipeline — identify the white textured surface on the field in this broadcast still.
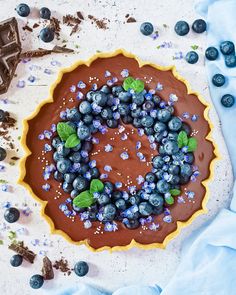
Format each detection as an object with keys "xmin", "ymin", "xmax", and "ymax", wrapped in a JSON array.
[{"xmin": 0, "ymin": 0, "xmax": 233, "ymax": 294}]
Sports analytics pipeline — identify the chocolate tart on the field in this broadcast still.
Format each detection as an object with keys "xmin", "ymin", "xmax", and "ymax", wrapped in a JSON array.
[{"xmin": 19, "ymin": 49, "xmax": 218, "ymax": 252}]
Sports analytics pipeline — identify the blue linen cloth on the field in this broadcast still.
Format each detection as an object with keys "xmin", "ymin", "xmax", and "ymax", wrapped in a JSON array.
[{"xmin": 47, "ymin": 1, "xmax": 236, "ymax": 294}]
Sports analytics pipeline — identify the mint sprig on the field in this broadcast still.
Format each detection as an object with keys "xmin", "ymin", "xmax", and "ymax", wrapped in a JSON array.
[
  {"xmin": 165, "ymin": 189, "xmax": 181, "ymax": 205},
  {"xmin": 165, "ymin": 195, "xmax": 174, "ymax": 205},
  {"xmin": 177, "ymin": 131, "xmax": 198, "ymax": 152},
  {"xmin": 169, "ymin": 189, "xmax": 181, "ymax": 196},
  {"xmin": 73, "ymin": 179, "xmax": 104, "ymax": 208},
  {"xmin": 56, "ymin": 122, "xmax": 80, "ymax": 148},
  {"xmin": 123, "ymin": 76, "xmax": 145, "ymax": 93}
]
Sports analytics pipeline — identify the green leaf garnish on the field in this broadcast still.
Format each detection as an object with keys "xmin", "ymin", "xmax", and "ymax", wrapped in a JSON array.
[
  {"xmin": 65, "ymin": 134, "xmax": 80, "ymax": 148},
  {"xmin": 187, "ymin": 137, "xmax": 198, "ymax": 152},
  {"xmin": 191, "ymin": 45, "xmax": 199, "ymax": 50},
  {"xmin": 57, "ymin": 122, "xmax": 76, "ymax": 141},
  {"xmin": 169, "ymin": 189, "xmax": 181, "ymax": 196},
  {"xmin": 177, "ymin": 131, "xmax": 188, "ymax": 148},
  {"xmin": 8, "ymin": 231, "xmax": 16, "ymax": 240},
  {"xmin": 0, "ymin": 240, "xmax": 3, "ymax": 245},
  {"xmin": 90, "ymin": 179, "xmax": 104, "ymax": 194},
  {"xmin": 123, "ymin": 77, "xmax": 135, "ymax": 91},
  {"xmin": 131, "ymin": 79, "xmax": 145, "ymax": 93},
  {"xmin": 165, "ymin": 196, "xmax": 174, "ymax": 205},
  {"xmin": 73, "ymin": 190, "xmax": 94, "ymax": 208}
]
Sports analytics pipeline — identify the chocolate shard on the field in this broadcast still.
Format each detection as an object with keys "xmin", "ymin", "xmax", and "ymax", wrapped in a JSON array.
[
  {"xmin": 127, "ymin": 17, "xmax": 136, "ymax": 23},
  {"xmin": 42, "ymin": 256, "xmax": 54, "ymax": 280},
  {"xmin": 20, "ymin": 46, "xmax": 74, "ymax": 58},
  {"xmin": 8, "ymin": 241, "xmax": 36, "ymax": 264},
  {"xmin": 0, "ymin": 17, "xmax": 22, "ymax": 95},
  {"xmin": 77, "ymin": 11, "xmax": 84, "ymax": 20}
]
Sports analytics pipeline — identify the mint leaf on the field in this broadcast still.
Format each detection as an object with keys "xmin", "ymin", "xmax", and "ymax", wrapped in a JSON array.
[
  {"xmin": 90, "ymin": 179, "xmax": 104, "ymax": 194},
  {"xmin": 65, "ymin": 134, "xmax": 80, "ymax": 148},
  {"xmin": 169, "ymin": 189, "xmax": 181, "ymax": 196},
  {"xmin": 191, "ymin": 45, "xmax": 199, "ymax": 50},
  {"xmin": 57, "ymin": 122, "xmax": 76, "ymax": 141},
  {"xmin": 165, "ymin": 196, "xmax": 174, "ymax": 205},
  {"xmin": 0, "ymin": 240, "xmax": 3, "ymax": 245},
  {"xmin": 73, "ymin": 190, "xmax": 94, "ymax": 208},
  {"xmin": 123, "ymin": 77, "xmax": 135, "ymax": 91},
  {"xmin": 177, "ymin": 131, "xmax": 188, "ymax": 148},
  {"xmin": 187, "ymin": 137, "xmax": 198, "ymax": 152},
  {"xmin": 131, "ymin": 79, "xmax": 144, "ymax": 93}
]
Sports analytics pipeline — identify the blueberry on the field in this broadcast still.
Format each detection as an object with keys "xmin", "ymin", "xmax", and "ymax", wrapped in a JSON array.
[
  {"xmin": 141, "ymin": 115, "xmax": 154, "ymax": 127},
  {"xmin": 140, "ymin": 22, "xmax": 154, "ymax": 36},
  {"xmin": 132, "ymin": 93, "xmax": 145, "ymax": 105},
  {"xmin": 155, "ymin": 169, "xmax": 164, "ymax": 180},
  {"xmin": 90, "ymin": 167, "xmax": 100, "ymax": 179},
  {"xmin": 66, "ymin": 108, "xmax": 81, "ymax": 122},
  {"xmin": 71, "ymin": 189, "xmax": 79, "ymax": 198},
  {"xmin": 156, "ymin": 180, "xmax": 170, "ymax": 193},
  {"xmin": 104, "ymin": 181, "xmax": 114, "ymax": 194},
  {"xmin": 54, "ymin": 170, "xmax": 64, "ymax": 181},
  {"xmin": 122, "ymin": 115, "xmax": 133, "ymax": 124},
  {"xmin": 67, "ymin": 121, "xmax": 77, "ymax": 130},
  {"xmin": 157, "ymin": 109, "xmax": 171, "ymax": 122},
  {"xmin": 225, "ymin": 55, "xmax": 236, "ymax": 68},
  {"xmin": 153, "ymin": 206, "xmax": 164, "ymax": 215},
  {"xmin": 168, "ymin": 164, "xmax": 180, "ymax": 175},
  {"xmin": 112, "ymin": 191, "xmax": 123, "ymax": 200},
  {"xmin": 172, "ymin": 151, "xmax": 185, "ymax": 162},
  {"xmin": 39, "ymin": 7, "xmax": 51, "ymax": 19},
  {"xmin": 185, "ymin": 51, "xmax": 199, "ymax": 64},
  {"xmin": 132, "ymin": 118, "xmax": 142, "ymax": 128},
  {"xmin": 112, "ymin": 86, "xmax": 123, "ymax": 96},
  {"xmin": 169, "ymin": 175, "xmax": 180, "ymax": 185},
  {"xmin": 149, "ymin": 193, "xmax": 164, "ymax": 207},
  {"xmin": 100, "ymin": 85, "xmax": 111, "ymax": 94},
  {"xmin": 180, "ymin": 164, "xmax": 193, "ymax": 177},
  {"xmin": 185, "ymin": 152, "xmax": 194, "ymax": 164},
  {"xmin": 73, "ymin": 176, "xmax": 89, "ymax": 191},
  {"xmin": 57, "ymin": 143, "xmax": 70, "ymax": 157},
  {"xmin": 79, "ymin": 163, "xmax": 89, "ymax": 174},
  {"xmin": 56, "ymin": 159, "xmax": 71, "ymax": 174},
  {"xmin": 153, "ymin": 95, "xmax": 161, "ymax": 105},
  {"xmin": 145, "ymin": 172, "xmax": 157, "ymax": 183},
  {"xmin": 174, "ymin": 20, "xmax": 190, "ymax": 36},
  {"xmin": 212, "ymin": 74, "xmax": 225, "ymax": 87},
  {"xmin": 82, "ymin": 141, "xmax": 93, "ymax": 152},
  {"xmin": 29, "ymin": 274, "xmax": 44, "ymax": 289},
  {"xmin": 0, "ymin": 147, "xmax": 7, "ymax": 161},
  {"xmin": 159, "ymin": 145, "xmax": 166, "ymax": 155},
  {"xmin": 92, "ymin": 91, "xmax": 107, "ymax": 106},
  {"xmin": 168, "ymin": 117, "xmax": 182, "ymax": 131},
  {"xmin": 73, "ymin": 203, "xmax": 85, "ymax": 212},
  {"xmin": 154, "ymin": 122, "xmax": 166, "ymax": 133},
  {"xmin": 118, "ymin": 103, "xmax": 130, "ymax": 116},
  {"xmin": 77, "ymin": 124, "xmax": 91, "ymax": 140},
  {"xmin": 64, "ymin": 173, "xmax": 76, "ymax": 183},
  {"xmin": 0, "ymin": 109, "xmax": 6, "ymax": 122},
  {"xmin": 192, "ymin": 19, "xmax": 207, "ymax": 33},
  {"xmin": 115, "ymin": 198, "xmax": 126, "ymax": 210},
  {"xmin": 142, "ymin": 101, "xmax": 155, "ymax": 111},
  {"xmin": 152, "ymin": 155, "xmax": 164, "ymax": 168},
  {"xmin": 220, "ymin": 41, "xmax": 235, "ymax": 55},
  {"xmin": 62, "ymin": 182, "xmax": 73, "ymax": 193},
  {"xmin": 180, "ymin": 175, "xmax": 190, "ymax": 184},
  {"xmin": 79, "ymin": 101, "xmax": 92, "ymax": 114},
  {"xmin": 52, "ymin": 137, "xmax": 61, "ymax": 148},
  {"xmin": 131, "ymin": 108, "xmax": 142, "ymax": 118},
  {"xmin": 155, "ymin": 131, "xmax": 165, "ymax": 143},
  {"xmin": 181, "ymin": 123, "xmax": 191, "ymax": 136},
  {"xmin": 118, "ymin": 91, "xmax": 131, "ymax": 103},
  {"xmin": 103, "ymin": 204, "xmax": 116, "ymax": 221},
  {"xmin": 4, "ymin": 207, "xmax": 20, "ymax": 223},
  {"xmin": 144, "ymin": 127, "xmax": 154, "ymax": 135},
  {"xmin": 139, "ymin": 202, "xmax": 153, "ymax": 216},
  {"xmin": 86, "ymin": 91, "xmax": 95, "ymax": 101},
  {"xmin": 53, "ymin": 151, "xmax": 63, "ymax": 162},
  {"xmin": 205, "ymin": 47, "xmax": 219, "ymax": 61},
  {"xmin": 106, "ymin": 119, "xmax": 118, "ymax": 128},
  {"xmin": 10, "ymin": 254, "xmax": 23, "ymax": 267},
  {"xmin": 97, "ymin": 193, "xmax": 110, "ymax": 206},
  {"xmin": 16, "ymin": 3, "xmax": 30, "ymax": 17},
  {"xmin": 221, "ymin": 94, "xmax": 235, "ymax": 108},
  {"xmin": 101, "ymin": 108, "xmax": 113, "ymax": 120},
  {"xmin": 83, "ymin": 114, "xmax": 93, "ymax": 124},
  {"xmin": 74, "ymin": 261, "xmax": 89, "ymax": 277},
  {"xmin": 39, "ymin": 27, "xmax": 54, "ymax": 43},
  {"xmin": 124, "ymin": 219, "xmax": 140, "ymax": 229},
  {"xmin": 129, "ymin": 194, "xmax": 141, "ymax": 205},
  {"xmin": 167, "ymin": 132, "xmax": 178, "ymax": 141}
]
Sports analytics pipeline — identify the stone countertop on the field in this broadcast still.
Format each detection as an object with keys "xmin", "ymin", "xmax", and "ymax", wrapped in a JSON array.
[{"xmin": 0, "ymin": 0, "xmax": 233, "ymax": 294}]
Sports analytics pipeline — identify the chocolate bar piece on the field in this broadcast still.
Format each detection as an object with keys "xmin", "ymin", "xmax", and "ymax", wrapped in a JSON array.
[
  {"xmin": 0, "ymin": 17, "xmax": 21, "ymax": 95},
  {"xmin": 9, "ymin": 241, "xmax": 36, "ymax": 264},
  {"xmin": 42, "ymin": 256, "xmax": 54, "ymax": 280}
]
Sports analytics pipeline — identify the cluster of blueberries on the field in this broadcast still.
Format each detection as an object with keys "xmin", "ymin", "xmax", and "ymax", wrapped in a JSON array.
[
  {"xmin": 52, "ymin": 84, "xmax": 194, "ymax": 229},
  {"xmin": 15, "ymin": 3, "xmax": 54, "ymax": 42}
]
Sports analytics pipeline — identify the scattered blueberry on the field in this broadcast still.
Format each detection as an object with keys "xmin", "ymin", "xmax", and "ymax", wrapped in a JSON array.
[
  {"xmin": 140, "ymin": 22, "xmax": 154, "ymax": 36},
  {"xmin": 168, "ymin": 117, "xmax": 182, "ymax": 131},
  {"xmin": 77, "ymin": 124, "xmax": 91, "ymax": 140},
  {"xmin": 39, "ymin": 27, "xmax": 55, "ymax": 43},
  {"xmin": 164, "ymin": 140, "xmax": 179, "ymax": 155},
  {"xmin": 225, "ymin": 55, "xmax": 236, "ymax": 68},
  {"xmin": 212, "ymin": 74, "xmax": 225, "ymax": 87},
  {"xmin": 4, "ymin": 207, "xmax": 20, "ymax": 223},
  {"xmin": 174, "ymin": 20, "xmax": 190, "ymax": 36},
  {"xmin": 149, "ymin": 193, "xmax": 164, "ymax": 208},
  {"xmin": 16, "ymin": 3, "xmax": 30, "ymax": 17},
  {"xmin": 124, "ymin": 219, "xmax": 140, "ymax": 229},
  {"xmin": 39, "ymin": 7, "xmax": 51, "ymax": 19},
  {"xmin": 74, "ymin": 261, "xmax": 89, "ymax": 277},
  {"xmin": 10, "ymin": 255, "xmax": 23, "ymax": 267},
  {"xmin": 0, "ymin": 109, "xmax": 6, "ymax": 122},
  {"xmin": 205, "ymin": 47, "xmax": 219, "ymax": 61},
  {"xmin": 220, "ymin": 41, "xmax": 235, "ymax": 55},
  {"xmin": 79, "ymin": 101, "xmax": 92, "ymax": 114},
  {"xmin": 221, "ymin": 94, "xmax": 235, "ymax": 108},
  {"xmin": 185, "ymin": 51, "xmax": 199, "ymax": 64},
  {"xmin": 29, "ymin": 274, "xmax": 44, "ymax": 289},
  {"xmin": 56, "ymin": 159, "xmax": 71, "ymax": 174},
  {"xmin": 0, "ymin": 147, "xmax": 7, "ymax": 161},
  {"xmin": 139, "ymin": 202, "xmax": 153, "ymax": 216},
  {"xmin": 192, "ymin": 19, "xmax": 207, "ymax": 33}
]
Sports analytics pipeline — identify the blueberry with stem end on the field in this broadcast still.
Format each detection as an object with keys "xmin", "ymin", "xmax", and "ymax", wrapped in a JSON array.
[
  {"xmin": 140, "ymin": 22, "xmax": 154, "ymax": 36},
  {"xmin": 0, "ymin": 147, "xmax": 7, "ymax": 161},
  {"xmin": 212, "ymin": 74, "xmax": 225, "ymax": 87},
  {"xmin": 4, "ymin": 207, "xmax": 20, "ymax": 223},
  {"xmin": 220, "ymin": 41, "xmax": 235, "ymax": 55},
  {"xmin": 39, "ymin": 7, "xmax": 51, "ymax": 20},
  {"xmin": 174, "ymin": 20, "xmax": 190, "ymax": 36},
  {"xmin": 29, "ymin": 275, "xmax": 44, "ymax": 289},
  {"xmin": 39, "ymin": 27, "xmax": 55, "ymax": 43},
  {"xmin": 124, "ymin": 219, "xmax": 140, "ymax": 229},
  {"xmin": 10, "ymin": 255, "xmax": 23, "ymax": 267},
  {"xmin": 225, "ymin": 55, "xmax": 236, "ymax": 68},
  {"xmin": 185, "ymin": 51, "xmax": 199, "ymax": 64},
  {"xmin": 74, "ymin": 261, "xmax": 89, "ymax": 277},
  {"xmin": 0, "ymin": 109, "xmax": 6, "ymax": 122},
  {"xmin": 192, "ymin": 19, "xmax": 207, "ymax": 33},
  {"xmin": 16, "ymin": 3, "xmax": 30, "ymax": 17},
  {"xmin": 221, "ymin": 94, "xmax": 235, "ymax": 108},
  {"xmin": 205, "ymin": 47, "xmax": 219, "ymax": 61}
]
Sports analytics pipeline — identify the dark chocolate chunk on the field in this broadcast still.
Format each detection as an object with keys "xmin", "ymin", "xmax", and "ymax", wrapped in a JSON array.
[
  {"xmin": 76, "ymin": 11, "xmax": 84, "ymax": 20},
  {"xmin": 127, "ymin": 17, "xmax": 136, "ymax": 23},
  {"xmin": 42, "ymin": 256, "xmax": 54, "ymax": 280},
  {"xmin": 20, "ymin": 46, "xmax": 74, "ymax": 58},
  {"xmin": 0, "ymin": 17, "xmax": 21, "ymax": 95},
  {"xmin": 9, "ymin": 241, "xmax": 36, "ymax": 264},
  {"xmin": 53, "ymin": 257, "xmax": 71, "ymax": 275}
]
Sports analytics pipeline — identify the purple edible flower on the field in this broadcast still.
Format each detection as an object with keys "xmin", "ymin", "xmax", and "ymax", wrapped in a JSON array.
[
  {"xmin": 115, "ymin": 182, "xmax": 122, "ymax": 189},
  {"xmin": 136, "ymin": 175, "xmax": 145, "ymax": 185},
  {"xmin": 150, "ymin": 143, "xmax": 157, "ymax": 150},
  {"xmin": 149, "ymin": 223, "xmax": 160, "ymax": 231},
  {"xmin": 137, "ymin": 128, "xmax": 144, "ymax": 136},
  {"xmin": 92, "ymin": 83, "xmax": 98, "ymax": 90},
  {"xmin": 60, "ymin": 111, "xmax": 67, "ymax": 120},
  {"xmin": 191, "ymin": 114, "xmax": 199, "ymax": 122},
  {"xmin": 28, "ymin": 75, "xmax": 36, "ymax": 83},
  {"xmin": 42, "ymin": 183, "xmax": 50, "ymax": 191},
  {"xmin": 150, "ymin": 109, "xmax": 158, "ymax": 118},
  {"xmin": 51, "ymin": 124, "xmax": 56, "ymax": 132},
  {"xmin": 121, "ymin": 133, "xmax": 128, "ymax": 141},
  {"xmin": 105, "ymin": 70, "xmax": 111, "ymax": 77},
  {"xmin": 84, "ymin": 220, "xmax": 92, "ymax": 229},
  {"xmin": 91, "ymin": 137, "xmax": 99, "ymax": 144},
  {"xmin": 77, "ymin": 81, "xmax": 86, "ymax": 89},
  {"xmin": 177, "ymin": 196, "xmax": 185, "ymax": 204},
  {"xmin": 80, "ymin": 211, "xmax": 89, "ymax": 221},
  {"xmin": 113, "ymin": 112, "xmax": 120, "ymax": 120},
  {"xmin": 100, "ymin": 173, "xmax": 108, "ymax": 179},
  {"xmin": 17, "ymin": 80, "xmax": 25, "ymax": 88},
  {"xmin": 89, "ymin": 160, "xmax": 96, "ymax": 168},
  {"xmin": 156, "ymin": 82, "xmax": 163, "ymax": 91},
  {"xmin": 181, "ymin": 146, "xmax": 189, "ymax": 153},
  {"xmin": 163, "ymin": 215, "xmax": 172, "ymax": 223},
  {"xmin": 76, "ymin": 91, "xmax": 84, "ymax": 100},
  {"xmin": 105, "ymin": 144, "xmax": 113, "ymax": 152},
  {"xmin": 99, "ymin": 125, "xmax": 108, "ymax": 134},
  {"xmin": 93, "ymin": 120, "xmax": 101, "ymax": 128},
  {"xmin": 145, "ymin": 93, "xmax": 152, "ymax": 100},
  {"xmin": 104, "ymin": 165, "xmax": 112, "ymax": 172},
  {"xmin": 81, "ymin": 150, "xmax": 88, "ymax": 158},
  {"xmin": 121, "ymin": 69, "xmax": 129, "ymax": 77},
  {"xmin": 136, "ymin": 141, "xmax": 141, "ymax": 150},
  {"xmin": 122, "ymin": 191, "xmax": 129, "ymax": 200},
  {"xmin": 182, "ymin": 112, "xmax": 190, "ymax": 119},
  {"xmin": 43, "ymin": 130, "xmax": 52, "ymax": 139},
  {"xmin": 107, "ymin": 79, "xmax": 113, "ymax": 86},
  {"xmin": 44, "ymin": 144, "xmax": 52, "ymax": 152},
  {"xmin": 128, "ymin": 185, "xmax": 137, "ymax": 194},
  {"xmin": 44, "ymin": 69, "xmax": 52, "ymax": 75},
  {"xmin": 169, "ymin": 93, "xmax": 178, "ymax": 103},
  {"xmin": 112, "ymin": 77, "xmax": 118, "ymax": 83},
  {"xmin": 38, "ymin": 134, "xmax": 44, "ymax": 140},
  {"xmin": 120, "ymin": 152, "xmax": 129, "ymax": 160}
]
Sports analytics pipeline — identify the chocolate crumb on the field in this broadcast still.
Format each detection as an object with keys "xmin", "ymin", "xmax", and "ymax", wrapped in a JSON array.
[
  {"xmin": 70, "ymin": 23, "xmax": 79, "ymax": 36},
  {"xmin": 127, "ymin": 17, "xmax": 136, "ymax": 23},
  {"xmin": 125, "ymin": 14, "xmax": 130, "ymax": 18},
  {"xmin": 49, "ymin": 17, "xmax": 61, "ymax": 39},
  {"xmin": 22, "ymin": 24, "xmax": 33, "ymax": 32},
  {"xmin": 33, "ymin": 23, "xmax": 40, "ymax": 29},
  {"xmin": 9, "ymin": 241, "xmax": 36, "ymax": 264},
  {"xmin": 53, "ymin": 257, "xmax": 71, "ymax": 275},
  {"xmin": 77, "ymin": 11, "xmax": 84, "ymax": 20},
  {"xmin": 11, "ymin": 156, "xmax": 20, "ymax": 161},
  {"xmin": 63, "ymin": 14, "xmax": 81, "ymax": 26},
  {"xmin": 42, "ymin": 256, "xmax": 54, "ymax": 280},
  {"xmin": 88, "ymin": 15, "xmax": 108, "ymax": 30}
]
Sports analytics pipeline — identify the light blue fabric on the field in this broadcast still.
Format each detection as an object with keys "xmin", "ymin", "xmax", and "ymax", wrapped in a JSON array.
[{"xmin": 46, "ymin": 1, "xmax": 236, "ymax": 294}]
